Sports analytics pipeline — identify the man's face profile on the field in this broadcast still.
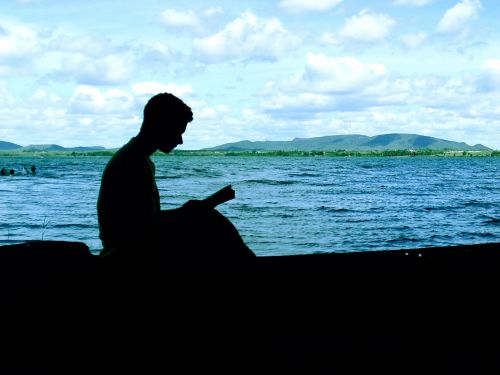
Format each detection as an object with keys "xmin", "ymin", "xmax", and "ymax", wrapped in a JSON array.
[{"xmin": 156, "ymin": 122, "xmax": 187, "ymax": 154}]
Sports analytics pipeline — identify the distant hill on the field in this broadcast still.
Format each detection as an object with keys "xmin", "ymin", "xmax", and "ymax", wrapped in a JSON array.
[
  {"xmin": 20, "ymin": 144, "xmax": 107, "ymax": 152},
  {"xmin": 204, "ymin": 134, "xmax": 491, "ymax": 152},
  {"xmin": 0, "ymin": 141, "xmax": 107, "ymax": 152},
  {"xmin": 0, "ymin": 141, "xmax": 22, "ymax": 150},
  {"xmin": 19, "ymin": 144, "xmax": 67, "ymax": 152},
  {"xmin": 0, "ymin": 134, "xmax": 492, "ymax": 153},
  {"xmin": 66, "ymin": 146, "xmax": 107, "ymax": 152}
]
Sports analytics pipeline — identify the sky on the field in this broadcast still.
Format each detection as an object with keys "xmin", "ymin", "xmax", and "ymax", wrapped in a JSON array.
[{"xmin": 1, "ymin": 0, "xmax": 499, "ymax": 150}]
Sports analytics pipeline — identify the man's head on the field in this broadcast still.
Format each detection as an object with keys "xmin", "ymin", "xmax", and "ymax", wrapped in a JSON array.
[{"xmin": 140, "ymin": 93, "xmax": 193, "ymax": 153}]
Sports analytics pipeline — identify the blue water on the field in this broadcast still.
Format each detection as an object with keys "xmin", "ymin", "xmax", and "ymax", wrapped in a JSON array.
[{"xmin": 1, "ymin": 156, "xmax": 499, "ymax": 256}]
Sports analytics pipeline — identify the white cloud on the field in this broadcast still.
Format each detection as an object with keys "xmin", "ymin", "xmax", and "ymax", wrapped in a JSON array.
[
  {"xmin": 30, "ymin": 89, "xmax": 61, "ymax": 105},
  {"xmin": 193, "ymin": 11, "xmax": 300, "ymax": 63},
  {"xmin": 160, "ymin": 9, "xmax": 199, "ymax": 28},
  {"xmin": 159, "ymin": 8, "xmax": 224, "ymax": 36},
  {"xmin": 300, "ymin": 53, "xmax": 386, "ymax": 94},
  {"xmin": 58, "ymin": 53, "xmax": 131, "ymax": 85},
  {"xmin": 400, "ymin": 32, "xmax": 427, "ymax": 48},
  {"xmin": 69, "ymin": 86, "xmax": 135, "ymax": 114},
  {"xmin": 0, "ymin": 83, "xmax": 15, "ymax": 106},
  {"xmin": 338, "ymin": 10, "xmax": 395, "ymax": 42},
  {"xmin": 259, "ymin": 72, "xmax": 500, "ymax": 148},
  {"xmin": 279, "ymin": 0, "xmax": 344, "ymax": 13},
  {"xmin": 179, "ymin": 101, "xmax": 256, "ymax": 149},
  {"xmin": 262, "ymin": 91, "xmax": 333, "ymax": 115},
  {"xmin": 258, "ymin": 52, "xmax": 500, "ymax": 124},
  {"xmin": 196, "ymin": 105, "xmax": 229, "ymax": 120},
  {"xmin": 260, "ymin": 54, "xmax": 389, "ymax": 116},
  {"xmin": 319, "ymin": 32, "xmax": 340, "ymax": 45},
  {"xmin": 437, "ymin": 0, "xmax": 482, "ymax": 34},
  {"xmin": 0, "ymin": 22, "xmax": 40, "ymax": 65},
  {"xmin": 393, "ymin": 0, "xmax": 433, "ymax": 5},
  {"xmin": 35, "ymin": 28, "xmax": 177, "ymax": 87},
  {"xmin": 477, "ymin": 59, "xmax": 500, "ymax": 92},
  {"xmin": 50, "ymin": 34, "xmax": 121, "ymax": 58},
  {"xmin": 203, "ymin": 7, "xmax": 224, "ymax": 17},
  {"xmin": 135, "ymin": 41, "xmax": 172, "ymax": 65},
  {"xmin": 131, "ymin": 81, "xmax": 193, "ymax": 98}
]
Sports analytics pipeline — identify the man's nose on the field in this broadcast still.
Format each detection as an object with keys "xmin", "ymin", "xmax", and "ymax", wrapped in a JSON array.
[{"xmin": 178, "ymin": 136, "xmax": 183, "ymax": 145}]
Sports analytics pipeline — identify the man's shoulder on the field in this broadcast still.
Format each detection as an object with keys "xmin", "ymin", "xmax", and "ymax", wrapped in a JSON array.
[
  {"xmin": 110, "ymin": 138, "xmax": 140, "ymax": 161},
  {"xmin": 104, "ymin": 138, "xmax": 151, "ymax": 175},
  {"xmin": 104, "ymin": 139, "xmax": 137, "ymax": 170}
]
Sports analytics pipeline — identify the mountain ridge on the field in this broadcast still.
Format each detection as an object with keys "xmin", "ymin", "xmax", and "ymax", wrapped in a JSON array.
[
  {"xmin": 204, "ymin": 133, "xmax": 491, "ymax": 152},
  {"xmin": 0, "ymin": 142, "xmax": 107, "ymax": 152},
  {"xmin": 0, "ymin": 141, "xmax": 23, "ymax": 150},
  {"xmin": 0, "ymin": 134, "xmax": 493, "ymax": 152}
]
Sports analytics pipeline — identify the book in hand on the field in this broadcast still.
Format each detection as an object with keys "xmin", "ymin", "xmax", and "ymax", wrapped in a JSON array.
[{"xmin": 202, "ymin": 185, "xmax": 235, "ymax": 208}]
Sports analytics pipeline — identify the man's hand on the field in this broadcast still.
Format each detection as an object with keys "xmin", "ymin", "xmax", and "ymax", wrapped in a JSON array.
[{"xmin": 182, "ymin": 199, "xmax": 209, "ymax": 211}]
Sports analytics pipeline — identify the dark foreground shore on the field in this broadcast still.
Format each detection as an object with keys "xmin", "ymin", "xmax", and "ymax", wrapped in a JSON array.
[{"xmin": 1, "ymin": 241, "xmax": 499, "ymax": 374}]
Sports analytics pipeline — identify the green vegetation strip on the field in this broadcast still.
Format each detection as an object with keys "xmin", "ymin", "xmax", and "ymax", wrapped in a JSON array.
[{"xmin": 1, "ymin": 149, "xmax": 499, "ymax": 157}]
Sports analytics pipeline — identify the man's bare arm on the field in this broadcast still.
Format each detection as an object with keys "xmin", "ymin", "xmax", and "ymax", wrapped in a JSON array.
[{"xmin": 202, "ymin": 185, "xmax": 235, "ymax": 209}]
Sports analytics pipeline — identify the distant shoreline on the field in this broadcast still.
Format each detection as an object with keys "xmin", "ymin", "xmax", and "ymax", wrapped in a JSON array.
[{"xmin": 0, "ymin": 149, "xmax": 499, "ymax": 157}]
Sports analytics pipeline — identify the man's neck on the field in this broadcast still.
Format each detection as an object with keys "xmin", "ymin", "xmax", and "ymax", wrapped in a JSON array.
[{"xmin": 134, "ymin": 133, "xmax": 158, "ymax": 157}]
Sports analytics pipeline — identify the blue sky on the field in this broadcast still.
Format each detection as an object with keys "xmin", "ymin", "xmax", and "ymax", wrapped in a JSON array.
[{"xmin": 1, "ymin": 0, "xmax": 499, "ymax": 149}]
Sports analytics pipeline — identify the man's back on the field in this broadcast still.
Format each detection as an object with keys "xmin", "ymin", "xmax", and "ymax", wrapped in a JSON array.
[{"xmin": 97, "ymin": 137, "xmax": 160, "ymax": 255}]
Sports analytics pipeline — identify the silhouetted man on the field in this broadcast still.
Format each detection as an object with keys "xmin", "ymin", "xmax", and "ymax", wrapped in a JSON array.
[{"xmin": 97, "ymin": 93, "xmax": 255, "ymax": 269}]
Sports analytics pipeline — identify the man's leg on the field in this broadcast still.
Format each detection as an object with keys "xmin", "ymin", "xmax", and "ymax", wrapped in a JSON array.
[{"xmin": 158, "ymin": 206, "xmax": 255, "ymax": 268}]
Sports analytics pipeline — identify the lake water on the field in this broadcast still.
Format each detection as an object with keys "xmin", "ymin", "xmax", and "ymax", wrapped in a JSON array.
[{"xmin": 0, "ymin": 155, "xmax": 499, "ymax": 256}]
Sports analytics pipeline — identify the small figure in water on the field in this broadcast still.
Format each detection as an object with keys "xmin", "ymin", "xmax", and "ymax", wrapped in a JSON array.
[
  {"xmin": 9, "ymin": 169, "xmax": 14, "ymax": 176},
  {"xmin": 23, "ymin": 165, "xmax": 36, "ymax": 174},
  {"xmin": 97, "ymin": 93, "xmax": 255, "ymax": 270},
  {"xmin": 1, "ymin": 167, "xmax": 7, "ymax": 176}
]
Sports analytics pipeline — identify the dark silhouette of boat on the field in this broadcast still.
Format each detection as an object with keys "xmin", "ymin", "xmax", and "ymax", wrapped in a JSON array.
[{"xmin": 1, "ymin": 240, "xmax": 499, "ymax": 373}]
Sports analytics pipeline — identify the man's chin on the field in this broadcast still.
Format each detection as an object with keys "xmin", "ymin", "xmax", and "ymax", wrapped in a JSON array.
[{"xmin": 159, "ymin": 146, "xmax": 175, "ymax": 153}]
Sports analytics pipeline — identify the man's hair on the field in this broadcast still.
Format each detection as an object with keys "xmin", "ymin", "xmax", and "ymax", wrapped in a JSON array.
[{"xmin": 142, "ymin": 93, "xmax": 193, "ymax": 131}]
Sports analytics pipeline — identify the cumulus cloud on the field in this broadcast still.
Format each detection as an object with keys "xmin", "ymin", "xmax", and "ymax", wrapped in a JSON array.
[
  {"xmin": 318, "ymin": 32, "xmax": 340, "ymax": 46},
  {"xmin": 400, "ymin": 32, "xmax": 427, "ymax": 48},
  {"xmin": 196, "ymin": 104, "xmax": 229, "ymax": 120},
  {"xmin": 0, "ymin": 82, "xmax": 15, "ymax": 106},
  {"xmin": 178, "ymin": 101, "xmax": 256, "ymax": 149},
  {"xmin": 258, "ymin": 52, "xmax": 500, "ymax": 124},
  {"xmin": 279, "ymin": 0, "xmax": 344, "ymax": 13},
  {"xmin": 192, "ymin": 11, "xmax": 300, "ymax": 63},
  {"xmin": 59, "ymin": 54, "xmax": 131, "ymax": 85},
  {"xmin": 64, "ymin": 83, "xmax": 194, "ymax": 144},
  {"xmin": 69, "ymin": 85, "xmax": 135, "ymax": 114},
  {"xmin": 160, "ymin": 9, "xmax": 199, "ymax": 28},
  {"xmin": 262, "ymin": 92, "xmax": 336, "ymax": 118},
  {"xmin": 259, "ymin": 65, "xmax": 500, "ymax": 148},
  {"xmin": 159, "ymin": 7, "xmax": 224, "ymax": 35},
  {"xmin": 131, "ymin": 81, "xmax": 193, "ymax": 98},
  {"xmin": 203, "ymin": 7, "xmax": 224, "ymax": 17},
  {"xmin": 300, "ymin": 53, "xmax": 386, "ymax": 94},
  {"xmin": 260, "ymin": 54, "xmax": 389, "ymax": 116},
  {"xmin": 50, "ymin": 34, "xmax": 124, "ymax": 58},
  {"xmin": 393, "ymin": 0, "xmax": 433, "ymax": 5},
  {"xmin": 29, "ymin": 89, "xmax": 62, "ymax": 105},
  {"xmin": 0, "ymin": 21, "xmax": 40, "ymax": 67},
  {"xmin": 41, "ymin": 30, "xmax": 143, "ymax": 85},
  {"xmin": 477, "ymin": 59, "xmax": 500, "ymax": 92},
  {"xmin": 437, "ymin": 0, "xmax": 482, "ymax": 34},
  {"xmin": 338, "ymin": 10, "xmax": 395, "ymax": 43},
  {"xmin": 134, "ymin": 41, "xmax": 173, "ymax": 68}
]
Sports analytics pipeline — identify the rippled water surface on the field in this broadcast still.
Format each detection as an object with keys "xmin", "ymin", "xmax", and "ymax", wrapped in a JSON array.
[{"xmin": 1, "ymin": 156, "xmax": 499, "ymax": 255}]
